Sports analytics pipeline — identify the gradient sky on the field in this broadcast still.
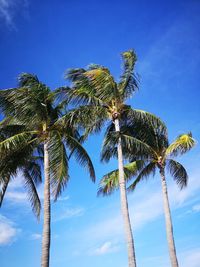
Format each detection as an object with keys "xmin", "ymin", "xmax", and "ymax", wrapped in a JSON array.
[{"xmin": 0, "ymin": 1, "xmax": 200, "ymax": 267}]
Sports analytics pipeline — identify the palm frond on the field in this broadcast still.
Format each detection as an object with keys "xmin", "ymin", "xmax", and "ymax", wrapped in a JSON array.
[
  {"xmin": 98, "ymin": 160, "xmax": 146, "ymax": 196},
  {"xmin": 166, "ymin": 159, "xmax": 188, "ymax": 189},
  {"xmin": 0, "ymin": 131, "xmax": 38, "ymax": 156},
  {"xmin": 0, "ymin": 176, "xmax": 10, "ymax": 207},
  {"xmin": 48, "ymin": 131, "xmax": 69, "ymax": 200},
  {"xmin": 118, "ymin": 49, "xmax": 139, "ymax": 101},
  {"xmin": 127, "ymin": 162, "xmax": 156, "ymax": 191},
  {"xmin": 65, "ymin": 135, "xmax": 95, "ymax": 182},
  {"xmin": 67, "ymin": 66, "xmax": 118, "ymax": 105},
  {"xmin": 127, "ymin": 109, "xmax": 167, "ymax": 133},
  {"xmin": 56, "ymin": 105, "xmax": 108, "ymax": 135},
  {"xmin": 165, "ymin": 133, "xmax": 196, "ymax": 158},
  {"xmin": 101, "ymin": 130, "xmax": 156, "ymax": 162},
  {"xmin": 23, "ymin": 169, "xmax": 41, "ymax": 218}
]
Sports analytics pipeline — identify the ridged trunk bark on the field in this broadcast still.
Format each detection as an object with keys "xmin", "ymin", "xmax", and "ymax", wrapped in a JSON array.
[
  {"xmin": 114, "ymin": 118, "xmax": 137, "ymax": 267},
  {"xmin": 41, "ymin": 140, "xmax": 51, "ymax": 267},
  {"xmin": 159, "ymin": 168, "xmax": 179, "ymax": 267}
]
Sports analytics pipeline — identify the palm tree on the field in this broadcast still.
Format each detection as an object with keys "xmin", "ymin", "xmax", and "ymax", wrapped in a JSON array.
[
  {"xmin": 65, "ymin": 50, "xmax": 165, "ymax": 267},
  {"xmin": 0, "ymin": 122, "xmax": 42, "ymax": 217},
  {"xmin": 99, "ymin": 123, "xmax": 195, "ymax": 267},
  {"xmin": 0, "ymin": 73, "xmax": 95, "ymax": 267}
]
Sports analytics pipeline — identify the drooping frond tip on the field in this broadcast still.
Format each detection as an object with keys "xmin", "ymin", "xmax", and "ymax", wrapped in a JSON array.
[{"xmin": 165, "ymin": 132, "xmax": 196, "ymax": 157}]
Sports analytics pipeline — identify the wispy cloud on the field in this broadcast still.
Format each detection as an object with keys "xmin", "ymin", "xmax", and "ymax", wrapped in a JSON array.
[
  {"xmin": 53, "ymin": 207, "xmax": 85, "ymax": 222},
  {"xmin": 181, "ymin": 247, "xmax": 200, "ymax": 267},
  {"xmin": 82, "ymin": 169, "xmax": 200, "ymax": 245},
  {"xmin": 0, "ymin": 0, "xmax": 29, "ymax": 28},
  {"xmin": 192, "ymin": 203, "xmax": 200, "ymax": 212},
  {"xmin": 140, "ymin": 246, "xmax": 200, "ymax": 267},
  {"xmin": 0, "ymin": 215, "xmax": 20, "ymax": 245},
  {"xmin": 88, "ymin": 241, "xmax": 120, "ymax": 256},
  {"xmin": 30, "ymin": 233, "xmax": 41, "ymax": 240},
  {"xmin": 5, "ymin": 191, "xmax": 28, "ymax": 203}
]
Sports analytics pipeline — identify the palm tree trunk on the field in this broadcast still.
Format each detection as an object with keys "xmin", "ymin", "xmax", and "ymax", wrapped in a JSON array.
[
  {"xmin": 41, "ymin": 140, "xmax": 51, "ymax": 267},
  {"xmin": 159, "ymin": 168, "xmax": 179, "ymax": 267},
  {"xmin": 114, "ymin": 118, "xmax": 137, "ymax": 267}
]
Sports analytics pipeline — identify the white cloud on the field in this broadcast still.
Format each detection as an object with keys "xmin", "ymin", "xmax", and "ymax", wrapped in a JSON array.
[
  {"xmin": 30, "ymin": 233, "xmax": 41, "ymax": 240},
  {"xmin": 53, "ymin": 207, "xmax": 85, "ymax": 222},
  {"xmin": 7, "ymin": 176, "xmax": 24, "ymax": 189},
  {"xmin": 0, "ymin": 0, "xmax": 29, "ymax": 27},
  {"xmin": 58, "ymin": 196, "xmax": 70, "ymax": 202},
  {"xmin": 89, "ymin": 241, "xmax": 120, "ymax": 256},
  {"xmin": 82, "ymin": 170, "xmax": 200, "ymax": 245},
  {"xmin": 192, "ymin": 204, "xmax": 200, "ymax": 212},
  {"xmin": 0, "ymin": 215, "xmax": 20, "ymax": 245},
  {"xmin": 181, "ymin": 248, "xmax": 200, "ymax": 267},
  {"xmin": 140, "ymin": 247, "xmax": 200, "ymax": 267},
  {"xmin": 5, "ymin": 191, "xmax": 28, "ymax": 203},
  {"xmin": 168, "ymin": 170, "xmax": 200, "ymax": 207}
]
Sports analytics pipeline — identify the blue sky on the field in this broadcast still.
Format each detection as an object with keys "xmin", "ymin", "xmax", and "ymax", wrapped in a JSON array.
[{"xmin": 0, "ymin": 0, "xmax": 200, "ymax": 266}]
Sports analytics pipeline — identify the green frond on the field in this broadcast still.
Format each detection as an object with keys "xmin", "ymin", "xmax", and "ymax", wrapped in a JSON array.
[
  {"xmin": 25, "ymin": 160, "xmax": 42, "ymax": 186},
  {"xmin": 57, "ymin": 105, "xmax": 108, "ymax": 134},
  {"xmin": 67, "ymin": 66, "xmax": 118, "ymax": 105},
  {"xmin": 65, "ymin": 135, "xmax": 95, "ymax": 182},
  {"xmin": 0, "ymin": 176, "xmax": 10, "ymax": 207},
  {"xmin": 0, "ymin": 131, "xmax": 38, "ymax": 156},
  {"xmin": 121, "ymin": 133, "xmax": 156, "ymax": 159},
  {"xmin": 165, "ymin": 133, "xmax": 196, "ymax": 158},
  {"xmin": 128, "ymin": 162, "xmax": 156, "ymax": 191},
  {"xmin": 65, "ymin": 68, "xmax": 86, "ymax": 82},
  {"xmin": 118, "ymin": 49, "xmax": 139, "ymax": 101},
  {"xmin": 166, "ymin": 159, "xmax": 188, "ymax": 189},
  {"xmin": 23, "ymin": 169, "xmax": 41, "ymax": 218},
  {"xmin": 101, "ymin": 130, "xmax": 156, "ymax": 162},
  {"xmin": 98, "ymin": 169, "xmax": 119, "ymax": 196},
  {"xmin": 98, "ymin": 160, "xmax": 145, "ymax": 196},
  {"xmin": 127, "ymin": 109, "xmax": 167, "ymax": 133},
  {"xmin": 18, "ymin": 73, "xmax": 40, "ymax": 87},
  {"xmin": 48, "ymin": 131, "xmax": 69, "ymax": 200}
]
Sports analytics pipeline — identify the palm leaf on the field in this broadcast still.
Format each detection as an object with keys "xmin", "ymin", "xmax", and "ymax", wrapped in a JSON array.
[
  {"xmin": 118, "ymin": 49, "xmax": 139, "ymax": 101},
  {"xmin": 128, "ymin": 162, "xmax": 156, "ymax": 191},
  {"xmin": 98, "ymin": 160, "xmax": 145, "ymax": 196},
  {"xmin": 0, "ymin": 176, "xmax": 10, "ymax": 207},
  {"xmin": 127, "ymin": 109, "xmax": 167, "ymax": 132},
  {"xmin": 48, "ymin": 131, "xmax": 69, "ymax": 200},
  {"xmin": 23, "ymin": 169, "xmax": 41, "ymax": 218},
  {"xmin": 165, "ymin": 133, "xmax": 196, "ymax": 158},
  {"xmin": 0, "ymin": 131, "xmax": 38, "ymax": 155},
  {"xmin": 166, "ymin": 159, "xmax": 188, "ymax": 189},
  {"xmin": 65, "ymin": 135, "xmax": 95, "ymax": 182}
]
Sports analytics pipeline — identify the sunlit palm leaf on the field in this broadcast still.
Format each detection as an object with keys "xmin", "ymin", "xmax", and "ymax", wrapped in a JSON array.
[
  {"xmin": 0, "ymin": 131, "xmax": 38, "ymax": 155},
  {"xmin": 98, "ymin": 160, "xmax": 146, "ymax": 196},
  {"xmin": 165, "ymin": 133, "xmax": 196, "ymax": 158}
]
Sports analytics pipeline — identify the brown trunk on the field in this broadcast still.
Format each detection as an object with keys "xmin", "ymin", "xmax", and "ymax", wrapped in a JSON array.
[
  {"xmin": 41, "ymin": 140, "xmax": 51, "ymax": 267},
  {"xmin": 114, "ymin": 118, "xmax": 137, "ymax": 267},
  {"xmin": 159, "ymin": 167, "xmax": 179, "ymax": 267}
]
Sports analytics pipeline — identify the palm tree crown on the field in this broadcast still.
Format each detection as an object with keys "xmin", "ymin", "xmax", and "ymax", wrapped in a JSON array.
[
  {"xmin": 0, "ymin": 122, "xmax": 42, "ymax": 217},
  {"xmin": 98, "ymin": 121, "xmax": 195, "ymax": 267},
  {"xmin": 0, "ymin": 73, "xmax": 95, "ymax": 267},
  {"xmin": 65, "ymin": 50, "xmax": 166, "ymax": 267}
]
